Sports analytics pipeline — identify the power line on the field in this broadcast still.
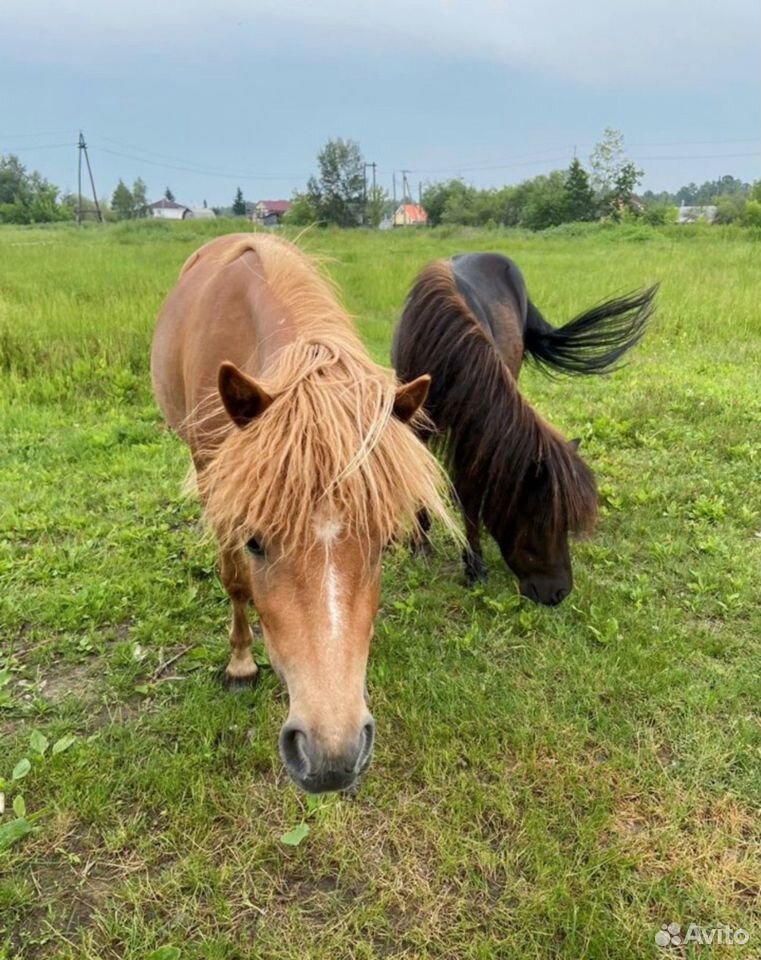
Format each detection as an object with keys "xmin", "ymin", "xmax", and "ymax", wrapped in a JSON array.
[
  {"xmin": 632, "ymin": 150, "xmax": 761, "ymax": 161},
  {"xmin": 407, "ymin": 149, "xmax": 761, "ymax": 178},
  {"xmin": 629, "ymin": 137, "xmax": 761, "ymax": 149},
  {"xmin": 407, "ymin": 154, "xmax": 572, "ymax": 175},
  {"xmin": 2, "ymin": 129, "xmax": 758, "ymax": 199},
  {"xmin": 0, "ymin": 130, "xmax": 78, "ymax": 139},
  {"xmin": 98, "ymin": 137, "xmax": 275, "ymax": 176},
  {"xmin": 0, "ymin": 142, "xmax": 77, "ymax": 151},
  {"xmin": 90, "ymin": 144, "xmax": 311, "ymax": 182}
]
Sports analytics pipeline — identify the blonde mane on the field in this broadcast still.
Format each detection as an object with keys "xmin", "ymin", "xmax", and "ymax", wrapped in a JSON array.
[{"xmin": 192, "ymin": 235, "xmax": 458, "ymax": 561}]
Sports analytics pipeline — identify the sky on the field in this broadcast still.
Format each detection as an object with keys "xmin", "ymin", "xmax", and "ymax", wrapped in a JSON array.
[{"xmin": 1, "ymin": 0, "xmax": 759, "ymax": 207}]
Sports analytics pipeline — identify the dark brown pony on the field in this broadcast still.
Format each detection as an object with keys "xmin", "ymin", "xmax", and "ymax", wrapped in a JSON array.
[{"xmin": 392, "ymin": 252, "xmax": 657, "ymax": 604}]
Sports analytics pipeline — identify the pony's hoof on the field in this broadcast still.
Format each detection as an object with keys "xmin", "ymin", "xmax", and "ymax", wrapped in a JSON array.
[
  {"xmin": 222, "ymin": 669, "xmax": 259, "ymax": 692},
  {"xmin": 411, "ymin": 538, "xmax": 433, "ymax": 559},
  {"xmin": 464, "ymin": 564, "xmax": 488, "ymax": 587}
]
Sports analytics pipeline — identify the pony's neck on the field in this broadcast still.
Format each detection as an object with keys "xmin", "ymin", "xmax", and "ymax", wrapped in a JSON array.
[
  {"xmin": 439, "ymin": 331, "xmax": 592, "ymax": 537},
  {"xmin": 469, "ymin": 361, "xmax": 553, "ymax": 519}
]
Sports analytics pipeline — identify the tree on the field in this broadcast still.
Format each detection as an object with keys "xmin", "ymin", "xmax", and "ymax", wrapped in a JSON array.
[
  {"xmin": 164, "ymin": 187, "xmax": 175, "ymax": 202},
  {"xmin": 564, "ymin": 158, "xmax": 596, "ymax": 221},
  {"xmin": 642, "ymin": 205, "xmax": 672, "ymax": 225},
  {"xmin": 422, "ymin": 180, "xmax": 471, "ymax": 226},
  {"xmin": 609, "ymin": 160, "xmax": 643, "ymax": 219},
  {"xmin": 714, "ymin": 194, "xmax": 746, "ymax": 224},
  {"xmin": 132, "ymin": 178, "xmax": 148, "ymax": 217},
  {"xmin": 675, "ymin": 183, "xmax": 699, "ymax": 205},
  {"xmin": 0, "ymin": 154, "xmax": 28, "ymax": 206},
  {"xmin": 61, "ymin": 191, "xmax": 114, "ymax": 221},
  {"xmin": 232, "ymin": 187, "xmax": 246, "ymax": 217},
  {"xmin": 0, "ymin": 154, "xmax": 71, "ymax": 224},
  {"xmin": 365, "ymin": 184, "xmax": 390, "ymax": 228},
  {"xmin": 111, "ymin": 180, "xmax": 135, "ymax": 220},
  {"xmin": 306, "ymin": 138, "xmax": 365, "ymax": 227},
  {"xmin": 519, "ymin": 171, "xmax": 570, "ymax": 230},
  {"xmin": 283, "ymin": 192, "xmax": 318, "ymax": 225},
  {"xmin": 589, "ymin": 129, "xmax": 642, "ymax": 219},
  {"xmin": 589, "ymin": 127, "xmax": 627, "ymax": 195},
  {"xmin": 742, "ymin": 199, "xmax": 761, "ymax": 227}
]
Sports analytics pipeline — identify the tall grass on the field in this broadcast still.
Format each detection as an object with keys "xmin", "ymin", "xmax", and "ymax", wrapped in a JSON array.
[{"xmin": 1, "ymin": 221, "xmax": 760, "ymax": 960}]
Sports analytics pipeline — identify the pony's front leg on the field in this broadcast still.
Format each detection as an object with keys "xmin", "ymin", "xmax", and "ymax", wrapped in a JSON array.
[
  {"xmin": 219, "ymin": 547, "xmax": 259, "ymax": 689},
  {"xmin": 410, "ymin": 508, "xmax": 433, "ymax": 556},
  {"xmin": 461, "ymin": 502, "xmax": 487, "ymax": 586}
]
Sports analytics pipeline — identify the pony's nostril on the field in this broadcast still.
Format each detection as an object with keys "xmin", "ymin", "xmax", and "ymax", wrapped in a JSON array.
[
  {"xmin": 357, "ymin": 720, "xmax": 375, "ymax": 769},
  {"xmin": 279, "ymin": 724, "xmax": 311, "ymax": 778},
  {"xmin": 521, "ymin": 581, "xmax": 539, "ymax": 603},
  {"xmin": 362, "ymin": 721, "xmax": 375, "ymax": 749}
]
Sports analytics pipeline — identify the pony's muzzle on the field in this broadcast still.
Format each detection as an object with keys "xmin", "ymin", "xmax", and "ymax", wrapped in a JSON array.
[
  {"xmin": 279, "ymin": 717, "xmax": 375, "ymax": 794},
  {"xmin": 520, "ymin": 577, "xmax": 571, "ymax": 606}
]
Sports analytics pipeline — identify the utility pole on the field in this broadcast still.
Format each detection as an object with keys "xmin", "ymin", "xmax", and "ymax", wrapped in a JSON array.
[
  {"xmin": 77, "ymin": 132, "xmax": 103, "ymax": 224},
  {"xmin": 401, "ymin": 170, "xmax": 412, "ymax": 224},
  {"xmin": 392, "ymin": 171, "xmax": 397, "ymax": 205},
  {"xmin": 77, "ymin": 134, "xmax": 83, "ymax": 225},
  {"xmin": 363, "ymin": 162, "xmax": 377, "ymax": 226},
  {"xmin": 362, "ymin": 164, "xmax": 367, "ymax": 225}
]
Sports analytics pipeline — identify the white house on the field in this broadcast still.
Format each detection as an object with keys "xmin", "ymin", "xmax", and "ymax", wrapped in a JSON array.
[
  {"xmin": 186, "ymin": 206, "xmax": 216, "ymax": 220},
  {"xmin": 148, "ymin": 198, "xmax": 191, "ymax": 220},
  {"xmin": 677, "ymin": 204, "xmax": 718, "ymax": 224}
]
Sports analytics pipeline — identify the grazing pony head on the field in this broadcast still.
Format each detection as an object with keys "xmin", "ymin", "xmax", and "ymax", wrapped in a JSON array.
[
  {"xmin": 484, "ymin": 432, "xmax": 597, "ymax": 605},
  {"xmin": 198, "ymin": 337, "xmax": 451, "ymax": 793},
  {"xmin": 394, "ymin": 259, "xmax": 598, "ymax": 607}
]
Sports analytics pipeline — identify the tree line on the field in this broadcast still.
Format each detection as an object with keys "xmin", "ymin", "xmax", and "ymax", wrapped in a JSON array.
[
  {"xmin": 283, "ymin": 129, "xmax": 761, "ymax": 229},
  {"xmin": 0, "ymin": 156, "xmax": 248, "ymax": 224},
  {"xmin": 1, "ymin": 130, "xmax": 760, "ymax": 228}
]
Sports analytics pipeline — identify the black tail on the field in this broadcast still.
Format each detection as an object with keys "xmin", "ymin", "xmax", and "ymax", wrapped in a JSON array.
[{"xmin": 524, "ymin": 285, "xmax": 658, "ymax": 376}]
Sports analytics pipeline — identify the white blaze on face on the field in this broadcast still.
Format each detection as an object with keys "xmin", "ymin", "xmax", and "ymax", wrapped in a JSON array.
[{"xmin": 314, "ymin": 518, "xmax": 344, "ymax": 644}]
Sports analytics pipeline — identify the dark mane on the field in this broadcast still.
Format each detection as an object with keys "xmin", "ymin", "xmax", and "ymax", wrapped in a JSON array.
[{"xmin": 393, "ymin": 261, "xmax": 597, "ymax": 541}]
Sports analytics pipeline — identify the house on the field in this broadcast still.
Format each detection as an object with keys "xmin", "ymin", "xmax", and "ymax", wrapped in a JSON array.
[
  {"xmin": 392, "ymin": 203, "xmax": 428, "ymax": 227},
  {"xmin": 186, "ymin": 206, "xmax": 216, "ymax": 220},
  {"xmin": 677, "ymin": 204, "xmax": 718, "ymax": 224},
  {"xmin": 148, "ymin": 198, "xmax": 191, "ymax": 220},
  {"xmin": 253, "ymin": 200, "xmax": 291, "ymax": 226},
  {"xmin": 147, "ymin": 199, "xmax": 216, "ymax": 220}
]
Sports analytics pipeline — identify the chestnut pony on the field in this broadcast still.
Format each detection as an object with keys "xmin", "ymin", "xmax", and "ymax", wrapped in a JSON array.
[
  {"xmin": 151, "ymin": 234, "xmax": 454, "ymax": 793},
  {"xmin": 393, "ymin": 253, "xmax": 657, "ymax": 605}
]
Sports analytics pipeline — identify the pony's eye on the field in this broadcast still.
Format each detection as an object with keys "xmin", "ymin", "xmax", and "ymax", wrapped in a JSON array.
[{"xmin": 245, "ymin": 536, "xmax": 265, "ymax": 557}]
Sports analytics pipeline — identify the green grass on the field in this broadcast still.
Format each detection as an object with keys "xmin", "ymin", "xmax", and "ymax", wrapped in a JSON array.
[{"xmin": 1, "ymin": 219, "xmax": 760, "ymax": 959}]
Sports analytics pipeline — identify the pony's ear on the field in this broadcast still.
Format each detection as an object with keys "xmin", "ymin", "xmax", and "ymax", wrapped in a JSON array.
[
  {"xmin": 393, "ymin": 374, "xmax": 431, "ymax": 423},
  {"xmin": 569, "ymin": 437, "xmax": 582, "ymax": 451},
  {"xmin": 218, "ymin": 362, "xmax": 274, "ymax": 428}
]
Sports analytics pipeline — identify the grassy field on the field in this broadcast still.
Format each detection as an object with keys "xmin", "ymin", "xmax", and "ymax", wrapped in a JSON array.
[{"xmin": 1, "ymin": 219, "xmax": 760, "ymax": 959}]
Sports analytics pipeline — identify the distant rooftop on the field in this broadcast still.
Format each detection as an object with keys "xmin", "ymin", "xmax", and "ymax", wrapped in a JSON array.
[
  {"xmin": 148, "ymin": 198, "xmax": 188, "ymax": 211},
  {"xmin": 256, "ymin": 200, "xmax": 291, "ymax": 214}
]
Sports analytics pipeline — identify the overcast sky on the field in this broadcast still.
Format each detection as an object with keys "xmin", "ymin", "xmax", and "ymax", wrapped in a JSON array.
[{"xmin": 1, "ymin": 0, "xmax": 759, "ymax": 205}]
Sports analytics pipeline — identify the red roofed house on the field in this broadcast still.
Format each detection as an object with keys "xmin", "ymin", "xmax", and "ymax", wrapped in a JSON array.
[
  {"xmin": 253, "ymin": 200, "xmax": 292, "ymax": 226},
  {"xmin": 393, "ymin": 202, "xmax": 428, "ymax": 227}
]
